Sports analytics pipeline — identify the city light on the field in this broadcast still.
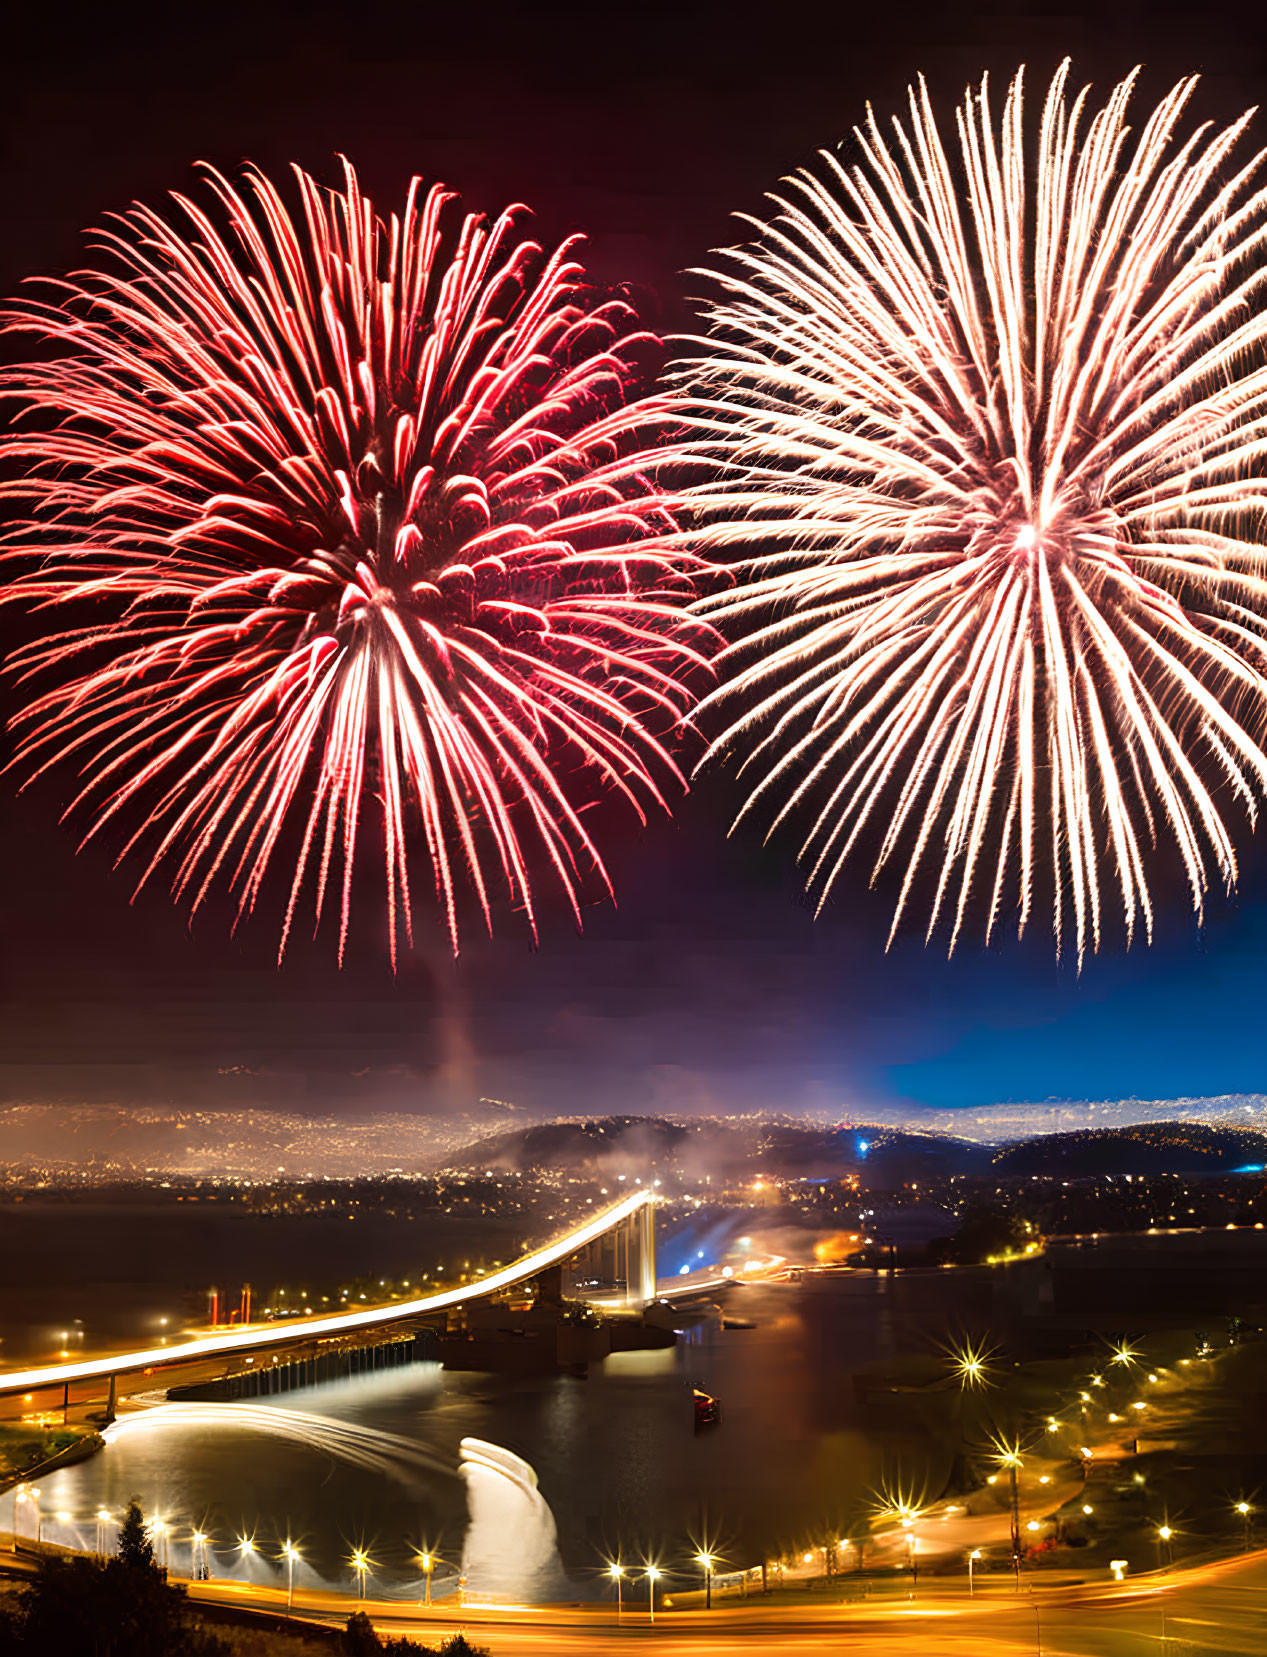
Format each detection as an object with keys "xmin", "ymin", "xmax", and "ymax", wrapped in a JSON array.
[{"xmin": 946, "ymin": 1335, "xmax": 997, "ymax": 1390}]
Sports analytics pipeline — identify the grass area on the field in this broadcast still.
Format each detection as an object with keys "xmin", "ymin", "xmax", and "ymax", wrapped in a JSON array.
[
  {"xmin": 196, "ymin": 1620, "xmax": 337, "ymax": 1655},
  {"xmin": 0, "ymin": 1422, "xmax": 98, "ymax": 1482}
]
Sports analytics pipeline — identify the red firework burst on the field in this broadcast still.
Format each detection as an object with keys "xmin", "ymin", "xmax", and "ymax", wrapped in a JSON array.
[{"xmin": 1, "ymin": 161, "xmax": 711, "ymax": 960}]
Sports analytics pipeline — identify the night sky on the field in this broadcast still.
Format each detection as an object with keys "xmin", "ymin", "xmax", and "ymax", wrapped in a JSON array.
[{"xmin": 4, "ymin": 0, "xmax": 1267, "ymax": 1123}]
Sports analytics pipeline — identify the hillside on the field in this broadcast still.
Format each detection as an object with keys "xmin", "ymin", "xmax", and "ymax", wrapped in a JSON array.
[
  {"xmin": 445, "ymin": 1114, "xmax": 991, "ymax": 1184},
  {"xmin": 992, "ymin": 1120, "xmax": 1267, "ymax": 1177}
]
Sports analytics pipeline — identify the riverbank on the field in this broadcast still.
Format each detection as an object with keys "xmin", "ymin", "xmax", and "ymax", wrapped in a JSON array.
[{"xmin": 0, "ymin": 1423, "xmax": 103, "ymax": 1491}]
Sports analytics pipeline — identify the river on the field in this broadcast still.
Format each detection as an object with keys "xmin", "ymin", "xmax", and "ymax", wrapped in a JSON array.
[{"xmin": 25, "ymin": 1272, "xmax": 977, "ymax": 1598}]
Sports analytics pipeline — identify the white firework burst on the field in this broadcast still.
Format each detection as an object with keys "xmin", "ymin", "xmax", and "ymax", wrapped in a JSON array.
[{"xmin": 678, "ymin": 61, "xmax": 1267, "ymax": 959}]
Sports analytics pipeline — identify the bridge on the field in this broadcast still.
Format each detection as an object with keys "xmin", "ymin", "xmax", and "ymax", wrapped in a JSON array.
[{"xmin": 0, "ymin": 1187, "xmax": 658, "ymax": 1421}]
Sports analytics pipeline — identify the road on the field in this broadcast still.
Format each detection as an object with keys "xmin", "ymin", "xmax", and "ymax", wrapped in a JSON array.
[{"xmin": 181, "ymin": 1547, "xmax": 1267, "ymax": 1656}]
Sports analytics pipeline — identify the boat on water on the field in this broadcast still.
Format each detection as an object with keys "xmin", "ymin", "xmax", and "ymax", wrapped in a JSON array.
[{"xmin": 693, "ymin": 1387, "xmax": 721, "ymax": 1428}]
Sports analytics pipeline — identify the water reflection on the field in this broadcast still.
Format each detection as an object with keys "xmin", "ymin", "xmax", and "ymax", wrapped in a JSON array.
[{"xmin": 36, "ymin": 1280, "xmax": 963, "ymax": 1595}]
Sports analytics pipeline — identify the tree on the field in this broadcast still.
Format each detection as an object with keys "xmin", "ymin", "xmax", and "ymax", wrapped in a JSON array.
[
  {"xmin": 343, "ymin": 1611, "xmax": 381, "ymax": 1657},
  {"xmin": 0, "ymin": 1550, "xmax": 228, "ymax": 1657},
  {"xmin": 940, "ymin": 1206, "xmax": 1031, "ymax": 1266},
  {"xmin": 116, "ymin": 1499, "xmax": 155, "ymax": 1571},
  {"xmin": 343, "ymin": 1616, "xmax": 490, "ymax": 1657}
]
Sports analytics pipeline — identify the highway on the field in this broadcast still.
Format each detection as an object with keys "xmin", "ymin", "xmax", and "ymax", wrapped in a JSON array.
[{"xmin": 179, "ymin": 1548, "xmax": 1267, "ymax": 1655}]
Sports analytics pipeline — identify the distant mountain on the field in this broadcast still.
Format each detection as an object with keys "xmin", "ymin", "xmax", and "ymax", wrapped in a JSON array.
[
  {"xmin": 992, "ymin": 1120, "xmax": 1267, "ymax": 1177},
  {"xmin": 449, "ymin": 1115, "xmax": 725, "ymax": 1177},
  {"xmin": 752, "ymin": 1121, "xmax": 992, "ymax": 1179},
  {"xmin": 445, "ymin": 1114, "xmax": 992, "ymax": 1184}
]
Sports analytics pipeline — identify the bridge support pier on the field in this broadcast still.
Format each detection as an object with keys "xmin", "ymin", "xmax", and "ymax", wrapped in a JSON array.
[{"xmin": 636, "ymin": 1198, "xmax": 657, "ymax": 1305}]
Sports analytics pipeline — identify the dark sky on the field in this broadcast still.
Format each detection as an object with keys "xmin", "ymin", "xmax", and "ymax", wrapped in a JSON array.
[{"xmin": 4, "ymin": 0, "xmax": 1267, "ymax": 1123}]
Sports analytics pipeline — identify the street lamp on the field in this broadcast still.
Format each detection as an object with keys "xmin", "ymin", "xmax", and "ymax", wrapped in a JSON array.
[
  {"xmin": 1156, "ymin": 1524, "xmax": 1173, "ymax": 1570},
  {"xmin": 96, "ymin": 1509, "xmax": 112, "ymax": 1557},
  {"xmin": 991, "ymin": 1439, "xmax": 1024, "ymax": 1589},
  {"xmin": 418, "ymin": 1551, "xmax": 435, "ymax": 1607},
  {"xmin": 900, "ymin": 1516, "xmax": 918, "ymax": 1592},
  {"xmin": 192, "ymin": 1530, "xmax": 209, "ymax": 1581},
  {"xmin": 1236, "ymin": 1501, "xmax": 1253, "ymax": 1552},
  {"xmin": 606, "ymin": 1562, "xmax": 624, "ymax": 1615},
  {"xmin": 968, "ymin": 1548, "xmax": 981, "ymax": 1596},
  {"xmin": 696, "ymin": 1551, "xmax": 715, "ymax": 1610},
  {"xmin": 238, "ymin": 1537, "xmax": 256, "ymax": 1582},
  {"xmin": 352, "ymin": 1549, "xmax": 370, "ymax": 1599},
  {"xmin": 282, "ymin": 1542, "xmax": 300, "ymax": 1610},
  {"xmin": 645, "ymin": 1565, "xmax": 661, "ymax": 1622}
]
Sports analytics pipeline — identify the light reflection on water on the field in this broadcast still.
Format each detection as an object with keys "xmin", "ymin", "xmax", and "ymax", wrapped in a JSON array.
[{"xmin": 35, "ymin": 1280, "xmax": 964, "ymax": 1594}]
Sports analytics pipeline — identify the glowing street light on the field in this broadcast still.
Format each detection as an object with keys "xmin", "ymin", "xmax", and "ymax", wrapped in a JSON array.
[
  {"xmin": 606, "ymin": 1561, "xmax": 624, "ymax": 1616},
  {"xmin": 238, "ymin": 1537, "xmax": 256, "ymax": 1582},
  {"xmin": 352, "ymin": 1549, "xmax": 370, "ymax": 1598},
  {"xmin": 645, "ymin": 1565, "xmax": 661, "ymax": 1622},
  {"xmin": 696, "ymin": 1551, "xmax": 715, "ymax": 1610},
  {"xmin": 989, "ymin": 1436, "xmax": 1024, "ymax": 1589},
  {"xmin": 192, "ymin": 1530, "xmax": 209, "ymax": 1581},
  {"xmin": 947, "ymin": 1336, "xmax": 997, "ymax": 1391},
  {"xmin": 418, "ymin": 1550, "xmax": 436, "ymax": 1607},
  {"xmin": 1236, "ymin": 1502, "xmax": 1253, "ymax": 1552},
  {"xmin": 968, "ymin": 1548, "xmax": 981, "ymax": 1596},
  {"xmin": 96, "ymin": 1508, "xmax": 112, "ymax": 1557},
  {"xmin": 1156, "ymin": 1524, "xmax": 1174, "ymax": 1570},
  {"xmin": 280, "ymin": 1541, "xmax": 301, "ymax": 1609},
  {"xmin": 1110, "ymin": 1559, "xmax": 1127, "ymax": 1582}
]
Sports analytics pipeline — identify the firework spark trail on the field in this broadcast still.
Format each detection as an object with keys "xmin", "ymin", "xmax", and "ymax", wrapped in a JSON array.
[
  {"xmin": 676, "ymin": 62, "xmax": 1267, "ymax": 960},
  {"xmin": 1, "ymin": 162, "xmax": 712, "ymax": 961}
]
